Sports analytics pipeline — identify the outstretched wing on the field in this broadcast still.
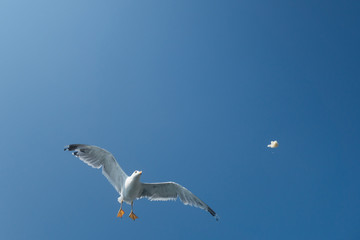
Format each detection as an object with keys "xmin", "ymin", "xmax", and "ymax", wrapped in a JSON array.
[
  {"xmin": 64, "ymin": 144, "xmax": 128, "ymax": 193},
  {"xmin": 140, "ymin": 182, "xmax": 218, "ymax": 220}
]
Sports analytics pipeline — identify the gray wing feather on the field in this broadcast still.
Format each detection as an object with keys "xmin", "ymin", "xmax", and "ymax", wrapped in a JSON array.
[
  {"xmin": 64, "ymin": 144, "xmax": 128, "ymax": 193},
  {"xmin": 140, "ymin": 182, "xmax": 219, "ymax": 220}
]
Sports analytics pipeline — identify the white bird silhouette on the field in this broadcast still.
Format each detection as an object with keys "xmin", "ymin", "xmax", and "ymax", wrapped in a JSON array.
[
  {"xmin": 64, "ymin": 144, "xmax": 218, "ymax": 221},
  {"xmin": 267, "ymin": 140, "xmax": 279, "ymax": 148}
]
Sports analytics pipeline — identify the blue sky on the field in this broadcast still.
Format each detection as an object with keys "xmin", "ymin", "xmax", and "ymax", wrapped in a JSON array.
[{"xmin": 1, "ymin": 0, "xmax": 360, "ymax": 239}]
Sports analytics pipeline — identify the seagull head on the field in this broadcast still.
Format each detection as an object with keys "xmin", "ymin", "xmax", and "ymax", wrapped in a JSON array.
[{"xmin": 131, "ymin": 170, "xmax": 143, "ymax": 179}]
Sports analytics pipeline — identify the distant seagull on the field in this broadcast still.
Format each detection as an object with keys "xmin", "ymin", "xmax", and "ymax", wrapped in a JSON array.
[
  {"xmin": 267, "ymin": 140, "xmax": 279, "ymax": 148},
  {"xmin": 64, "ymin": 144, "xmax": 219, "ymax": 221}
]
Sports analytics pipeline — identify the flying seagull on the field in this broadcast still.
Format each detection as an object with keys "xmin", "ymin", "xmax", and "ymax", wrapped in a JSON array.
[{"xmin": 64, "ymin": 144, "xmax": 219, "ymax": 221}]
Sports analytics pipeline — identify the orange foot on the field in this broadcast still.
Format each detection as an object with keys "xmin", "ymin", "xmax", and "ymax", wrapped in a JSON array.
[
  {"xmin": 129, "ymin": 211, "xmax": 138, "ymax": 220},
  {"xmin": 117, "ymin": 208, "xmax": 125, "ymax": 218}
]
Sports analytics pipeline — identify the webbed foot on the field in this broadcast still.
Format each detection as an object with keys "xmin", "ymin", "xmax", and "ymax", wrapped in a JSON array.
[
  {"xmin": 129, "ymin": 211, "xmax": 138, "ymax": 220},
  {"xmin": 117, "ymin": 208, "xmax": 125, "ymax": 218}
]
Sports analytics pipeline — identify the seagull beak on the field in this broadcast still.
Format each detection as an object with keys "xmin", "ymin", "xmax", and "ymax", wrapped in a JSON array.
[{"xmin": 139, "ymin": 171, "xmax": 142, "ymax": 175}]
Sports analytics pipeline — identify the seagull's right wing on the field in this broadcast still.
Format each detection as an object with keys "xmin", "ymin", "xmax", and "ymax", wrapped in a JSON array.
[
  {"xmin": 140, "ymin": 182, "xmax": 219, "ymax": 220},
  {"xmin": 64, "ymin": 144, "xmax": 128, "ymax": 193}
]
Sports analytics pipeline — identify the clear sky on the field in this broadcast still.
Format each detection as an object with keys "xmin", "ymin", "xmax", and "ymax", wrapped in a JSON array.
[{"xmin": 1, "ymin": 0, "xmax": 360, "ymax": 239}]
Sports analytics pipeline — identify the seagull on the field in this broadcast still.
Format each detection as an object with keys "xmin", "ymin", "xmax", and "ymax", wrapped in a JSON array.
[
  {"xmin": 64, "ymin": 144, "xmax": 219, "ymax": 221},
  {"xmin": 267, "ymin": 140, "xmax": 279, "ymax": 148}
]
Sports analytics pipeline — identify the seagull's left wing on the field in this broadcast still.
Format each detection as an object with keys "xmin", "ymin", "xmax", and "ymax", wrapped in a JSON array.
[
  {"xmin": 140, "ymin": 182, "xmax": 218, "ymax": 220},
  {"xmin": 64, "ymin": 144, "xmax": 128, "ymax": 194}
]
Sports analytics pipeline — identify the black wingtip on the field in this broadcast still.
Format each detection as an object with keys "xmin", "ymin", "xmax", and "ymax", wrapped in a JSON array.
[
  {"xmin": 208, "ymin": 207, "xmax": 216, "ymax": 216},
  {"xmin": 64, "ymin": 144, "xmax": 81, "ymax": 151},
  {"xmin": 208, "ymin": 207, "xmax": 219, "ymax": 221}
]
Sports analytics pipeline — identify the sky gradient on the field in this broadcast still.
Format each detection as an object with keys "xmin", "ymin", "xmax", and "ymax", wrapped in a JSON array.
[{"xmin": 1, "ymin": 1, "xmax": 360, "ymax": 239}]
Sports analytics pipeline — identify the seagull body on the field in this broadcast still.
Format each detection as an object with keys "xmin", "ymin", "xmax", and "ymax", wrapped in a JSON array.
[
  {"xmin": 123, "ymin": 173, "xmax": 142, "ymax": 204},
  {"xmin": 64, "ymin": 144, "xmax": 218, "ymax": 221}
]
